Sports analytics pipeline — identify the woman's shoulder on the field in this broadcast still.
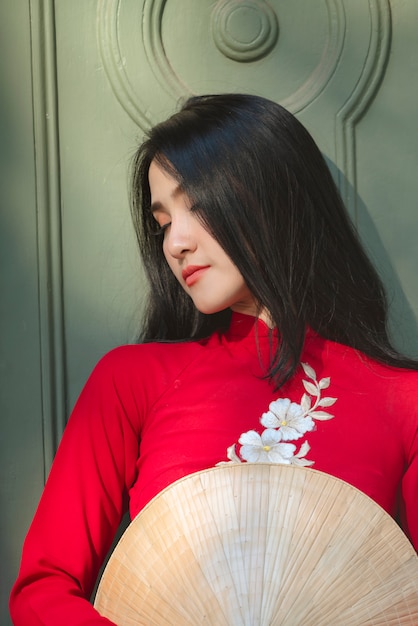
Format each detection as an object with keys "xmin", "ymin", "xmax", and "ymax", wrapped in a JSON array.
[
  {"xmin": 303, "ymin": 333, "xmax": 418, "ymax": 444},
  {"xmin": 70, "ymin": 335, "xmax": 219, "ymax": 422},
  {"xmin": 91, "ymin": 333, "xmax": 218, "ymax": 383},
  {"xmin": 305, "ymin": 330, "xmax": 418, "ymax": 394}
]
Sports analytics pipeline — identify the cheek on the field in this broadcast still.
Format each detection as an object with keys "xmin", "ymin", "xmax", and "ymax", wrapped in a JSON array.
[
  {"xmin": 162, "ymin": 239, "xmax": 172, "ymax": 267},
  {"xmin": 162, "ymin": 239, "xmax": 169, "ymax": 263}
]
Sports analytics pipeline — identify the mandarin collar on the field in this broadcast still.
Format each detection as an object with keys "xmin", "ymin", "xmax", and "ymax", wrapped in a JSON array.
[
  {"xmin": 224, "ymin": 312, "xmax": 318, "ymax": 343},
  {"xmin": 224, "ymin": 312, "xmax": 275, "ymax": 342}
]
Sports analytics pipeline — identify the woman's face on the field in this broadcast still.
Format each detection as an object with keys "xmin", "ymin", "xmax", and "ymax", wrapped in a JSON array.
[{"xmin": 148, "ymin": 160, "xmax": 257, "ymax": 317}]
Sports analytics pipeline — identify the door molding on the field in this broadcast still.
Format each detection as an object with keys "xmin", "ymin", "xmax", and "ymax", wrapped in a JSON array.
[{"xmin": 30, "ymin": 0, "xmax": 67, "ymax": 474}]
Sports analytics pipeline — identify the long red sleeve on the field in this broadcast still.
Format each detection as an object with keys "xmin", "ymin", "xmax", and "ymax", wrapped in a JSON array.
[{"xmin": 10, "ymin": 347, "xmax": 145, "ymax": 624}]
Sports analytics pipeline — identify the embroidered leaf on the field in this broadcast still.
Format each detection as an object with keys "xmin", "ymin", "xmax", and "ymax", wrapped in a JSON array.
[
  {"xmin": 318, "ymin": 377, "xmax": 330, "ymax": 390},
  {"xmin": 226, "ymin": 444, "xmax": 242, "ymax": 463},
  {"xmin": 301, "ymin": 362, "xmax": 316, "ymax": 380},
  {"xmin": 318, "ymin": 396, "xmax": 337, "ymax": 407},
  {"xmin": 309, "ymin": 410, "xmax": 334, "ymax": 421},
  {"xmin": 302, "ymin": 380, "xmax": 318, "ymax": 396},
  {"xmin": 301, "ymin": 393, "xmax": 311, "ymax": 412},
  {"xmin": 292, "ymin": 457, "xmax": 315, "ymax": 467},
  {"xmin": 292, "ymin": 441, "xmax": 314, "ymax": 466},
  {"xmin": 296, "ymin": 440, "xmax": 311, "ymax": 457}
]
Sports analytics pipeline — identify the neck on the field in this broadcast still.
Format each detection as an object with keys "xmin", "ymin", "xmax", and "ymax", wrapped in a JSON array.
[{"xmin": 230, "ymin": 305, "xmax": 275, "ymax": 329}]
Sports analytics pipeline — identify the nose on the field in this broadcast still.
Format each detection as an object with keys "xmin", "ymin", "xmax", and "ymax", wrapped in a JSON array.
[{"xmin": 163, "ymin": 216, "xmax": 197, "ymax": 259}]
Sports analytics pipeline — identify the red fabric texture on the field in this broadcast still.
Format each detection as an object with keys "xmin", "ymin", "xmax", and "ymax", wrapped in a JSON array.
[{"xmin": 10, "ymin": 313, "xmax": 418, "ymax": 624}]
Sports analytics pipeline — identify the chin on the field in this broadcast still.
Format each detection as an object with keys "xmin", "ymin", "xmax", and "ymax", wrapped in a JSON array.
[{"xmin": 193, "ymin": 302, "xmax": 229, "ymax": 316}]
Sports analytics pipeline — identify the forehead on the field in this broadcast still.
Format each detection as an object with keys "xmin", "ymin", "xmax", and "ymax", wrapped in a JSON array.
[
  {"xmin": 149, "ymin": 160, "xmax": 179, "ymax": 194},
  {"xmin": 148, "ymin": 160, "xmax": 189, "ymax": 212}
]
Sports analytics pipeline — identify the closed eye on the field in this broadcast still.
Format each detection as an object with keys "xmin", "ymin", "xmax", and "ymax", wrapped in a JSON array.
[
  {"xmin": 151, "ymin": 221, "xmax": 171, "ymax": 237},
  {"xmin": 150, "ymin": 204, "xmax": 171, "ymax": 236}
]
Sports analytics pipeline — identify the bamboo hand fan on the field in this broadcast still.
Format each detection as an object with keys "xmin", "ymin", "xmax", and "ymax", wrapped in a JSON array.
[{"xmin": 94, "ymin": 464, "xmax": 418, "ymax": 625}]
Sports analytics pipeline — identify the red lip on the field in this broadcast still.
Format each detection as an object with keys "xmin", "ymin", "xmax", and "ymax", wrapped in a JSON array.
[{"xmin": 182, "ymin": 265, "xmax": 210, "ymax": 286}]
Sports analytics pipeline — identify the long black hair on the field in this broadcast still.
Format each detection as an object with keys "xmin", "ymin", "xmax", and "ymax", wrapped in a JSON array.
[{"xmin": 131, "ymin": 93, "xmax": 417, "ymax": 388}]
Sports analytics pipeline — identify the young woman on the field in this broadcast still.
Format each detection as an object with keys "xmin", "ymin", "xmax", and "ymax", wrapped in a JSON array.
[{"xmin": 10, "ymin": 94, "xmax": 418, "ymax": 624}]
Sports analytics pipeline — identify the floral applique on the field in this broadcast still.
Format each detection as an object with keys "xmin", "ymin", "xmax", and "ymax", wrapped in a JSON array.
[{"xmin": 218, "ymin": 363, "xmax": 337, "ymax": 467}]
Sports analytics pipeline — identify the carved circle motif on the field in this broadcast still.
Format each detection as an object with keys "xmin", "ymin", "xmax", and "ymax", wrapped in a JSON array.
[
  {"xmin": 211, "ymin": 0, "xmax": 279, "ymax": 62},
  {"xmin": 97, "ymin": 0, "xmax": 390, "ymax": 128}
]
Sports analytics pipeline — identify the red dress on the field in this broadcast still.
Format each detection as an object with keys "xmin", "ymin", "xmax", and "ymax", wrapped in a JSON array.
[{"xmin": 10, "ymin": 313, "xmax": 418, "ymax": 625}]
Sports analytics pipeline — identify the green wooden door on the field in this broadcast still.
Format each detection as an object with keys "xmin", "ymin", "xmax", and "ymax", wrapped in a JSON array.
[{"xmin": 2, "ymin": 1, "xmax": 417, "ymax": 622}]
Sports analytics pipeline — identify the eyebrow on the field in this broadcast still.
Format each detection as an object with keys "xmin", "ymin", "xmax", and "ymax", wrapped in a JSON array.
[{"xmin": 150, "ymin": 182, "xmax": 185, "ymax": 214}]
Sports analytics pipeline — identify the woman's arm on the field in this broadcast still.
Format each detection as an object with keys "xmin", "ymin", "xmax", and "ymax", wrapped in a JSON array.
[{"xmin": 10, "ymin": 347, "xmax": 142, "ymax": 625}]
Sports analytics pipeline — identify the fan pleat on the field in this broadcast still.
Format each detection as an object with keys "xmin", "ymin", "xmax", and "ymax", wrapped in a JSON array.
[{"xmin": 95, "ymin": 464, "xmax": 418, "ymax": 625}]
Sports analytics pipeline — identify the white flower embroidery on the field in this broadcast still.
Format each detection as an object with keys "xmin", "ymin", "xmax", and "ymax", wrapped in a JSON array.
[
  {"xmin": 260, "ymin": 398, "xmax": 314, "ymax": 441},
  {"xmin": 239, "ymin": 429, "xmax": 296, "ymax": 464},
  {"xmin": 219, "ymin": 362, "xmax": 337, "ymax": 467}
]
